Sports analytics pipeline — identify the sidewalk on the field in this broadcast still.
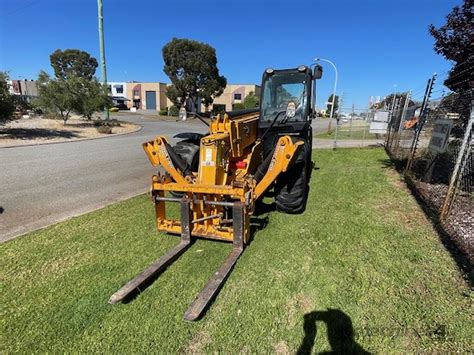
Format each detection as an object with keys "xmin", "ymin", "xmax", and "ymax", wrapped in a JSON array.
[{"xmin": 313, "ymin": 138, "xmax": 384, "ymax": 149}]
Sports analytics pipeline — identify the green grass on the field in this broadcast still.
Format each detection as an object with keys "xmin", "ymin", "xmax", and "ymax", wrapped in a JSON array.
[
  {"xmin": 315, "ymin": 124, "xmax": 378, "ymax": 140},
  {"xmin": 1, "ymin": 149, "xmax": 471, "ymax": 353}
]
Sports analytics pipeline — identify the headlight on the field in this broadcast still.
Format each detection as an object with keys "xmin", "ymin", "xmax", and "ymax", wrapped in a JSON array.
[{"xmin": 265, "ymin": 68, "xmax": 274, "ymax": 74}]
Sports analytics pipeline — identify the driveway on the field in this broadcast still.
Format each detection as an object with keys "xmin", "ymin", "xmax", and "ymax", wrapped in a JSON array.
[{"xmin": 0, "ymin": 114, "xmax": 339, "ymax": 242}]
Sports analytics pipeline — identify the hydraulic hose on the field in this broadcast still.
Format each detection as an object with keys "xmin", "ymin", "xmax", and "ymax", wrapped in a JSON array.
[{"xmin": 254, "ymin": 147, "xmax": 275, "ymax": 183}]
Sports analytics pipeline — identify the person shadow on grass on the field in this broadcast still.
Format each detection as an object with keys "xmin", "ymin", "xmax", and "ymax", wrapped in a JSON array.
[{"xmin": 297, "ymin": 309, "xmax": 371, "ymax": 354}]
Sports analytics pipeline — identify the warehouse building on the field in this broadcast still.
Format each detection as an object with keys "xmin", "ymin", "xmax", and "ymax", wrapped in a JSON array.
[{"xmin": 124, "ymin": 81, "xmax": 260, "ymax": 112}]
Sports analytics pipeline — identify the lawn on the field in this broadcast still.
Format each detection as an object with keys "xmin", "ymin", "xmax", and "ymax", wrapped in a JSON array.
[
  {"xmin": 315, "ymin": 123, "xmax": 378, "ymax": 140},
  {"xmin": 1, "ymin": 149, "xmax": 471, "ymax": 353}
]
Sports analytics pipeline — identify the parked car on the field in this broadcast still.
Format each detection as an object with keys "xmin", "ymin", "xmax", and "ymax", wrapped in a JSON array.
[{"xmin": 113, "ymin": 102, "xmax": 129, "ymax": 110}]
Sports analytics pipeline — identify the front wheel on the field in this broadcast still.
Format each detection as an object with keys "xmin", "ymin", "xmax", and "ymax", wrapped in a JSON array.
[
  {"xmin": 274, "ymin": 140, "xmax": 309, "ymax": 214},
  {"xmin": 169, "ymin": 141, "xmax": 199, "ymax": 198}
]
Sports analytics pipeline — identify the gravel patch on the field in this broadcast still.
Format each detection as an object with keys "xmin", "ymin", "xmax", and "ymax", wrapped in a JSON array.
[{"xmin": 0, "ymin": 116, "xmax": 138, "ymax": 146}]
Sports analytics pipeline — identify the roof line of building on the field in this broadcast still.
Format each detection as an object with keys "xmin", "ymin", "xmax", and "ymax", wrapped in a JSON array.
[{"xmin": 120, "ymin": 81, "xmax": 260, "ymax": 86}]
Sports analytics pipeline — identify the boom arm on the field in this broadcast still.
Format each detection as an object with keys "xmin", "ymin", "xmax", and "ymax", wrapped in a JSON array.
[{"xmin": 254, "ymin": 136, "xmax": 303, "ymax": 199}]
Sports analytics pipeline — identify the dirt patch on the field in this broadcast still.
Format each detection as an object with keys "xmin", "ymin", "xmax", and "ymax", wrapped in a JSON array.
[
  {"xmin": 183, "ymin": 330, "xmax": 211, "ymax": 354},
  {"xmin": 274, "ymin": 341, "xmax": 290, "ymax": 354},
  {"xmin": 377, "ymin": 200, "xmax": 427, "ymax": 231},
  {"xmin": 0, "ymin": 116, "xmax": 138, "ymax": 147},
  {"xmin": 239, "ymin": 345, "xmax": 252, "ymax": 354},
  {"xmin": 380, "ymin": 168, "xmax": 431, "ymax": 231},
  {"xmin": 295, "ymin": 293, "xmax": 313, "ymax": 313},
  {"xmin": 385, "ymin": 167, "xmax": 406, "ymax": 190},
  {"xmin": 287, "ymin": 293, "xmax": 314, "ymax": 328}
]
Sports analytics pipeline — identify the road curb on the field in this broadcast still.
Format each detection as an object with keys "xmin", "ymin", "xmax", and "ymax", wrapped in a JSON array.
[
  {"xmin": 0, "ymin": 123, "xmax": 143, "ymax": 149},
  {"xmin": 1, "ymin": 190, "xmax": 147, "ymax": 244}
]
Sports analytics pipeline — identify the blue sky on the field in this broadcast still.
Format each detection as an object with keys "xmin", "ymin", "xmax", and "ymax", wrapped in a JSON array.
[{"xmin": 1, "ymin": 0, "xmax": 458, "ymax": 110}]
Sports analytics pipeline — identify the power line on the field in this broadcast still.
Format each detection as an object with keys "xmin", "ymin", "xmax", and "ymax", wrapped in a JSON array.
[{"xmin": 3, "ymin": 0, "xmax": 40, "ymax": 17}]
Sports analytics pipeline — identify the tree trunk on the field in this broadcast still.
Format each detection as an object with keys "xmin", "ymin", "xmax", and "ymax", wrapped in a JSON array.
[{"xmin": 63, "ymin": 111, "xmax": 70, "ymax": 125}]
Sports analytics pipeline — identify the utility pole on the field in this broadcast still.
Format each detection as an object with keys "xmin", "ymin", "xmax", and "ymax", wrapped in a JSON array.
[
  {"xmin": 314, "ymin": 58, "xmax": 337, "ymax": 134},
  {"xmin": 97, "ymin": 0, "xmax": 109, "ymax": 121}
]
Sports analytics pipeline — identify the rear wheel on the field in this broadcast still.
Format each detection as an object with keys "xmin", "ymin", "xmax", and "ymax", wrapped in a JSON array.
[{"xmin": 274, "ymin": 139, "xmax": 309, "ymax": 214}]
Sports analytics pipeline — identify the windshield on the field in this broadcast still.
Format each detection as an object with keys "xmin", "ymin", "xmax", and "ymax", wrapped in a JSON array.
[{"xmin": 261, "ymin": 72, "xmax": 309, "ymax": 122}]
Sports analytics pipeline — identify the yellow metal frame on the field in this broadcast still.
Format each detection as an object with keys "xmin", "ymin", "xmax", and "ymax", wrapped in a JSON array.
[{"xmin": 143, "ymin": 112, "xmax": 303, "ymax": 244}]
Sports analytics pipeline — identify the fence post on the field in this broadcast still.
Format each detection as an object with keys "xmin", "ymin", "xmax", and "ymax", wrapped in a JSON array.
[
  {"xmin": 385, "ymin": 95, "xmax": 397, "ymax": 147},
  {"xmin": 349, "ymin": 104, "xmax": 354, "ymax": 138},
  {"xmin": 440, "ymin": 111, "xmax": 473, "ymax": 220},
  {"xmin": 393, "ymin": 92, "xmax": 411, "ymax": 156},
  {"xmin": 405, "ymin": 74, "xmax": 436, "ymax": 174}
]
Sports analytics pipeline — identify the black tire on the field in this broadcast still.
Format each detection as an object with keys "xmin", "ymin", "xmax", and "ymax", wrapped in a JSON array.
[
  {"xmin": 169, "ymin": 141, "xmax": 200, "ymax": 198},
  {"xmin": 173, "ymin": 141, "xmax": 200, "ymax": 171},
  {"xmin": 274, "ymin": 139, "xmax": 309, "ymax": 214}
]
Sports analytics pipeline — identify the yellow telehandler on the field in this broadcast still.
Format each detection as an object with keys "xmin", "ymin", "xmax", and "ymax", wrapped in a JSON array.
[{"xmin": 109, "ymin": 65, "xmax": 322, "ymax": 320}]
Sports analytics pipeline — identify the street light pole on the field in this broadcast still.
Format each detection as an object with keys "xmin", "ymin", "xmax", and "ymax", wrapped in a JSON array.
[
  {"xmin": 314, "ymin": 58, "xmax": 338, "ymax": 134},
  {"xmin": 97, "ymin": 0, "xmax": 109, "ymax": 121}
]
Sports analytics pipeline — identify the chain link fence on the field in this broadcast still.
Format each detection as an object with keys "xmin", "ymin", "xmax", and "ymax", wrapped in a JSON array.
[
  {"xmin": 316, "ymin": 107, "xmax": 385, "ymax": 148},
  {"xmin": 385, "ymin": 80, "xmax": 473, "ymax": 266}
]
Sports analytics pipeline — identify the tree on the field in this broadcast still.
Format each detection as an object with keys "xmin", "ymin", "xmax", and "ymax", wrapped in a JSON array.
[
  {"xmin": 50, "ymin": 49, "xmax": 98, "ymax": 80},
  {"xmin": 243, "ymin": 91, "xmax": 259, "ymax": 108},
  {"xmin": 0, "ymin": 72, "xmax": 15, "ymax": 124},
  {"xmin": 429, "ymin": 0, "xmax": 471, "ymax": 128},
  {"xmin": 37, "ymin": 49, "xmax": 108, "ymax": 122},
  {"xmin": 36, "ymin": 71, "xmax": 77, "ymax": 124},
  {"xmin": 162, "ymin": 38, "xmax": 227, "ymax": 111},
  {"xmin": 429, "ymin": 1, "xmax": 471, "ymax": 65},
  {"xmin": 327, "ymin": 94, "xmax": 339, "ymax": 116},
  {"xmin": 200, "ymin": 75, "xmax": 227, "ymax": 111},
  {"xmin": 71, "ymin": 78, "xmax": 111, "ymax": 120}
]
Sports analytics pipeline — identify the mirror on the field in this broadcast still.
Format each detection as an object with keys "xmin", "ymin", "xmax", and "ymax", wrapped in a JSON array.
[
  {"xmin": 286, "ymin": 101, "xmax": 296, "ymax": 118},
  {"xmin": 179, "ymin": 107, "xmax": 187, "ymax": 121},
  {"xmin": 313, "ymin": 65, "xmax": 323, "ymax": 79}
]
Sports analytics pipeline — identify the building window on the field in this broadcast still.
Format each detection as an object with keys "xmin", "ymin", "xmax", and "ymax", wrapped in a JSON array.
[
  {"xmin": 133, "ymin": 90, "xmax": 139, "ymax": 96},
  {"xmin": 234, "ymin": 93, "xmax": 242, "ymax": 100},
  {"xmin": 115, "ymin": 85, "xmax": 123, "ymax": 94}
]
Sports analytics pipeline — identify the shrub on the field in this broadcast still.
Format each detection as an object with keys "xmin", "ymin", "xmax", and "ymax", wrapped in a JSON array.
[
  {"xmin": 243, "ymin": 91, "xmax": 259, "ymax": 108},
  {"xmin": 0, "ymin": 72, "xmax": 15, "ymax": 124},
  {"xmin": 94, "ymin": 119, "xmax": 121, "ymax": 127},
  {"xmin": 159, "ymin": 108, "xmax": 168, "ymax": 116},
  {"xmin": 212, "ymin": 104, "xmax": 226, "ymax": 115},
  {"xmin": 96, "ymin": 125, "xmax": 113, "ymax": 134},
  {"xmin": 232, "ymin": 103, "xmax": 245, "ymax": 110},
  {"xmin": 169, "ymin": 106, "xmax": 179, "ymax": 116},
  {"xmin": 109, "ymin": 119, "xmax": 122, "ymax": 127}
]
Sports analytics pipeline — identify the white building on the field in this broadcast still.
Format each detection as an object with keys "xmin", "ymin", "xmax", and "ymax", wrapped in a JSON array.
[{"xmin": 107, "ymin": 82, "xmax": 128, "ymax": 108}]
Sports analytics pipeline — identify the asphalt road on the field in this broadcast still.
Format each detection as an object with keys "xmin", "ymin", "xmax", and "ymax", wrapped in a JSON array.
[{"xmin": 0, "ymin": 114, "xmax": 337, "ymax": 242}]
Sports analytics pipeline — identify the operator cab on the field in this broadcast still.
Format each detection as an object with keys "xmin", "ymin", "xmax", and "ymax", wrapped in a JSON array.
[{"xmin": 258, "ymin": 65, "xmax": 321, "ymax": 153}]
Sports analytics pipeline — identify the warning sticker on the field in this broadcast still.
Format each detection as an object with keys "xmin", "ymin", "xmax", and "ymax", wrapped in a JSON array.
[{"xmin": 202, "ymin": 148, "xmax": 215, "ymax": 166}]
